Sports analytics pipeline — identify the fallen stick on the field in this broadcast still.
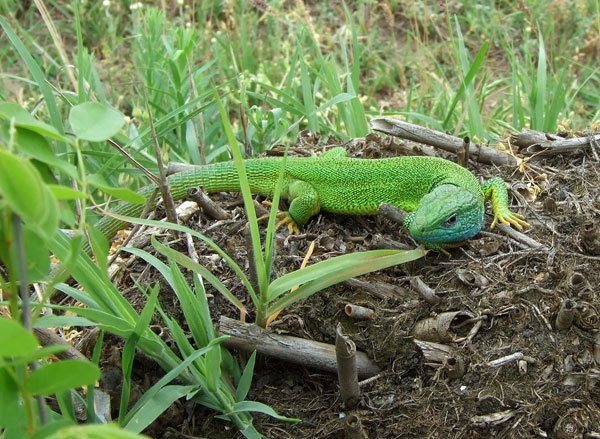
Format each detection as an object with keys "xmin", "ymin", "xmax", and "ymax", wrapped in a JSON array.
[
  {"xmin": 218, "ymin": 316, "xmax": 380, "ymax": 379},
  {"xmin": 369, "ymin": 117, "xmax": 518, "ymax": 167},
  {"xmin": 494, "ymin": 223, "xmax": 548, "ymax": 250},
  {"xmin": 510, "ymin": 128, "xmax": 600, "ymax": 157}
]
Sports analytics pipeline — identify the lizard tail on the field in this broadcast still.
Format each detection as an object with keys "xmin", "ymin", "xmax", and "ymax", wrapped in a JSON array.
[{"xmin": 94, "ymin": 160, "xmax": 281, "ymax": 241}]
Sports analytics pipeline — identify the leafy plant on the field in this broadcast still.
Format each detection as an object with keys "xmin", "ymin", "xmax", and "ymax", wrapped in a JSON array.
[{"xmin": 0, "ymin": 318, "xmax": 102, "ymax": 438}]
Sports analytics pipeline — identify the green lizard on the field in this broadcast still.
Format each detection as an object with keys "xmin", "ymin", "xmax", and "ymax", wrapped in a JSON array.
[{"xmin": 95, "ymin": 147, "xmax": 528, "ymax": 249}]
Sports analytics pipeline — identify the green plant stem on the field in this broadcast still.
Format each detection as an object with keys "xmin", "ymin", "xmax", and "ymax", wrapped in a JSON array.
[
  {"xmin": 11, "ymin": 212, "xmax": 49, "ymax": 428},
  {"xmin": 12, "ymin": 213, "xmax": 30, "ymax": 330}
]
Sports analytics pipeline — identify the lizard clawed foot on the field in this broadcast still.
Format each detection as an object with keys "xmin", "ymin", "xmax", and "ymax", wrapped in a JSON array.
[
  {"xmin": 491, "ymin": 210, "xmax": 530, "ymax": 231},
  {"xmin": 257, "ymin": 211, "xmax": 301, "ymax": 234},
  {"xmin": 274, "ymin": 212, "xmax": 301, "ymax": 234}
]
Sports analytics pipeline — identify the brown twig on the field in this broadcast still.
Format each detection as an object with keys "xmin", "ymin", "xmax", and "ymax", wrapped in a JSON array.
[
  {"xmin": 107, "ymin": 188, "xmax": 159, "ymax": 270},
  {"xmin": 144, "ymin": 89, "xmax": 178, "ymax": 226},
  {"xmin": 218, "ymin": 316, "xmax": 380, "ymax": 378},
  {"xmin": 335, "ymin": 324, "xmax": 361, "ymax": 409},
  {"xmin": 186, "ymin": 187, "xmax": 230, "ymax": 220},
  {"xmin": 370, "ymin": 117, "xmax": 518, "ymax": 166},
  {"xmin": 510, "ymin": 128, "xmax": 600, "ymax": 157}
]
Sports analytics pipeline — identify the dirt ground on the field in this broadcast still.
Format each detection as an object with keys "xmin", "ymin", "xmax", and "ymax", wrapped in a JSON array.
[{"xmin": 96, "ymin": 132, "xmax": 600, "ymax": 438}]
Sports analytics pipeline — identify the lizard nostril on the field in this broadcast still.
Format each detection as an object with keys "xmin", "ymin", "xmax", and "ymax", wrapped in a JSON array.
[{"xmin": 421, "ymin": 227, "xmax": 426, "ymax": 233}]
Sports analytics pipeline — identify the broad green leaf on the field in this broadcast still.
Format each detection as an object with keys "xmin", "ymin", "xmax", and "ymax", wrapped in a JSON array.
[
  {"xmin": 0, "ymin": 102, "xmax": 68, "ymax": 142},
  {"xmin": 0, "ymin": 149, "xmax": 59, "ymax": 239},
  {"xmin": 0, "ymin": 368, "xmax": 29, "ymax": 439},
  {"xmin": 0, "ymin": 318, "xmax": 38, "ymax": 357},
  {"xmin": 87, "ymin": 174, "xmax": 146, "ymax": 204},
  {"xmin": 14, "ymin": 128, "xmax": 78, "ymax": 178},
  {"xmin": 47, "ymin": 185, "xmax": 86, "ymax": 200},
  {"xmin": 6, "ymin": 345, "xmax": 69, "ymax": 367},
  {"xmin": 69, "ymin": 102, "xmax": 124, "ymax": 142},
  {"xmin": 46, "ymin": 423, "xmax": 150, "ymax": 439},
  {"xmin": 25, "ymin": 360, "xmax": 100, "ymax": 396},
  {"xmin": 0, "ymin": 223, "xmax": 50, "ymax": 282}
]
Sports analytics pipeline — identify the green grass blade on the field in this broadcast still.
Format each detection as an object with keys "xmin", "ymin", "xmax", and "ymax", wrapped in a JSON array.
[
  {"xmin": 105, "ymin": 213, "xmax": 257, "ymax": 303},
  {"xmin": 123, "ymin": 340, "xmax": 226, "ymax": 429},
  {"xmin": 118, "ymin": 283, "xmax": 160, "ymax": 424},
  {"xmin": 212, "ymin": 86, "xmax": 267, "ymax": 298},
  {"xmin": 298, "ymin": 40, "xmax": 317, "ymax": 131},
  {"xmin": 0, "ymin": 16, "xmax": 66, "ymax": 149},
  {"xmin": 544, "ymin": 65, "xmax": 567, "ymax": 132},
  {"xmin": 167, "ymin": 259, "xmax": 212, "ymax": 347},
  {"xmin": 442, "ymin": 41, "xmax": 488, "ymax": 130},
  {"xmin": 267, "ymin": 248, "xmax": 425, "ymax": 315},
  {"xmin": 234, "ymin": 351, "xmax": 256, "ymax": 403},
  {"xmin": 268, "ymin": 249, "xmax": 407, "ymax": 300},
  {"xmin": 152, "ymin": 237, "xmax": 247, "ymax": 312},
  {"xmin": 533, "ymin": 32, "xmax": 547, "ymax": 130},
  {"xmin": 452, "ymin": 16, "xmax": 485, "ymax": 139}
]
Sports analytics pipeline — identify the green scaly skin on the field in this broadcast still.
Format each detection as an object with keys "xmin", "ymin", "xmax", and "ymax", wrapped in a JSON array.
[{"xmin": 95, "ymin": 148, "xmax": 528, "ymax": 249}]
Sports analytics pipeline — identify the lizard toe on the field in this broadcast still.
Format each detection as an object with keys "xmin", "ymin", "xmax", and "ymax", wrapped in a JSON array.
[
  {"xmin": 274, "ymin": 212, "xmax": 301, "ymax": 234},
  {"xmin": 496, "ymin": 211, "xmax": 530, "ymax": 231}
]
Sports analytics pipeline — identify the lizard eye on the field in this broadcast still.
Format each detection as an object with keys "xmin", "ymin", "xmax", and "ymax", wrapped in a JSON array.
[{"xmin": 443, "ymin": 213, "xmax": 458, "ymax": 228}]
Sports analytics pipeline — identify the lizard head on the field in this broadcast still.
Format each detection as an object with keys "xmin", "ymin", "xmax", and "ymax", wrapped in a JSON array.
[{"xmin": 404, "ymin": 184, "xmax": 484, "ymax": 249}]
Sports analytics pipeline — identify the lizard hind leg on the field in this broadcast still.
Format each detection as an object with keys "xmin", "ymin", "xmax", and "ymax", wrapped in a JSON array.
[
  {"xmin": 281, "ymin": 180, "xmax": 321, "ymax": 233},
  {"xmin": 260, "ymin": 180, "xmax": 321, "ymax": 234}
]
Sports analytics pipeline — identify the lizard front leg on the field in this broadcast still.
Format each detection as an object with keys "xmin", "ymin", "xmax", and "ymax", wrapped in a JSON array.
[{"xmin": 481, "ymin": 177, "xmax": 529, "ymax": 230}]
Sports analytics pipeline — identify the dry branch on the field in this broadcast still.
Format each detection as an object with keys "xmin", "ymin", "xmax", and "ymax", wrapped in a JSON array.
[
  {"xmin": 510, "ymin": 128, "xmax": 600, "ymax": 157},
  {"xmin": 218, "ymin": 316, "xmax": 380, "ymax": 379},
  {"xmin": 335, "ymin": 324, "xmax": 361, "ymax": 408},
  {"xmin": 370, "ymin": 117, "xmax": 518, "ymax": 166}
]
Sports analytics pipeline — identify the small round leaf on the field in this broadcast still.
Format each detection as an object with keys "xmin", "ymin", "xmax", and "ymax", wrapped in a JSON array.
[{"xmin": 69, "ymin": 102, "xmax": 124, "ymax": 142}]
